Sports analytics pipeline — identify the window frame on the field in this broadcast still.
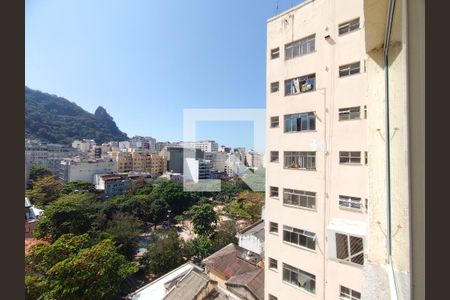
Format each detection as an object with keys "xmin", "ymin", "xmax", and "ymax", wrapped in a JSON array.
[
  {"xmin": 269, "ymin": 257, "xmax": 278, "ymax": 270},
  {"xmin": 335, "ymin": 233, "xmax": 364, "ymax": 266},
  {"xmin": 283, "ymin": 225, "xmax": 316, "ymax": 250},
  {"xmin": 269, "ymin": 222, "xmax": 279, "ymax": 234},
  {"xmin": 270, "ymin": 116, "xmax": 280, "ymax": 128},
  {"xmin": 270, "ymin": 186, "xmax": 279, "ymax": 198},
  {"xmin": 284, "ymin": 151, "xmax": 316, "ymax": 170},
  {"xmin": 284, "ymin": 112, "xmax": 316, "ymax": 132},
  {"xmin": 339, "ymin": 62, "xmax": 361, "ymax": 77},
  {"xmin": 339, "ymin": 285, "xmax": 361, "ymax": 300},
  {"xmin": 282, "ymin": 263, "xmax": 316, "ymax": 294},
  {"xmin": 339, "ymin": 151, "xmax": 361, "ymax": 165},
  {"xmin": 338, "ymin": 18, "xmax": 360, "ymax": 35},
  {"xmin": 270, "ymin": 81, "xmax": 280, "ymax": 93},
  {"xmin": 339, "ymin": 195, "xmax": 363, "ymax": 211},
  {"xmin": 284, "ymin": 73, "xmax": 316, "ymax": 96},
  {"xmin": 283, "ymin": 188, "xmax": 316, "ymax": 209},
  {"xmin": 285, "ymin": 34, "xmax": 316, "ymax": 60},
  {"xmin": 338, "ymin": 107, "xmax": 361, "ymax": 121},
  {"xmin": 270, "ymin": 151, "xmax": 279, "ymax": 163},
  {"xmin": 271, "ymin": 47, "xmax": 280, "ymax": 59},
  {"xmin": 268, "ymin": 294, "xmax": 278, "ymax": 300}
]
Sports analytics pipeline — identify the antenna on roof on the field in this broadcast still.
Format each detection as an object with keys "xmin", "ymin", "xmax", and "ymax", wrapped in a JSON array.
[{"xmin": 275, "ymin": 0, "xmax": 279, "ymax": 14}]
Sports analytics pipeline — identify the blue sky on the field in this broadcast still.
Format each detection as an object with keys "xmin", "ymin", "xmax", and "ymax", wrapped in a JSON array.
[{"xmin": 26, "ymin": 0, "xmax": 303, "ymax": 150}]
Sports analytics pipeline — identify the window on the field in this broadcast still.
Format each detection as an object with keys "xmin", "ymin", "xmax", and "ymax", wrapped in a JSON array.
[
  {"xmin": 336, "ymin": 233, "xmax": 364, "ymax": 265},
  {"xmin": 339, "ymin": 151, "xmax": 361, "ymax": 164},
  {"xmin": 270, "ymin": 116, "xmax": 279, "ymax": 128},
  {"xmin": 270, "ymin": 151, "xmax": 279, "ymax": 163},
  {"xmin": 284, "ymin": 151, "xmax": 316, "ymax": 170},
  {"xmin": 270, "ymin": 186, "xmax": 279, "ymax": 198},
  {"xmin": 271, "ymin": 47, "xmax": 280, "ymax": 59},
  {"xmin": 283, "ymin": 188, "xmax": 316, "ymax": 209},
  {"xmin": 338, "ymin": 18, "xmax": 360, "ymax": 35},
  {"xmin": 339, "ymin": 62, "xmax": 360, "ymax": 77},
  {"xmin": 364, "ymin": 151, "xmax": 368, "ymax": 165},
  {"xmin": 285, "ymin": 34, "xmax": 316, "ymax": 60},
  {"xmin": 269, "ymin": 222, "xmax": 279, "ymax": 233},
  {"xmin": 364, "ymin": 105, "xmax": 367, "ymax": 119},
  {"xmin": 282, "ymin": 263, "xmax": 316, "ymax": 294},
  {"xmin": 339, "ymin": 195, "xmax": 362, "ymax": 210},
  {"xmin": 283, "ymin": 225, "xmax": 316, "ymax": 250},
  {"xmin": 340, "ymin": 286, "xmax": 361, "ymax": 300},
  {"xmin": 268, "ymin": 294, "xmax": 278, "ymax": 300},
  {"xmin": 269, "ymin": 258, "xmax": 278, "ymax": 270},
  {"xmin": 285, "ymin": 74, "xmax": 316, "ymax": 96},
  {"xmin": 339, "ymin": 107, "xmax": 360, "ymax": 121},
  {"xmin": 271, "ymin": 81, "xmax": 279, "ymax": 93},
  {"xmin": 284, "ymin": 112, "xmax": 316, "ymax": 132}
]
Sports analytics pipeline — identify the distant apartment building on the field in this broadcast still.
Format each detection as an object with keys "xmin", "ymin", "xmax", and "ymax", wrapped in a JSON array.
[
  {"xmin": 178, "ymin": 140, "xmax": 219, "ymax": 153},
  {"xmin": 59, "ymin": 158, "xmax": 116, "ymax": 183},
  {"xmin": 264, "ymin": 0, "xmax": 423, "ymax": 299},
  {"xmin": 111, "ymin": 151, "xmax": 133, "ymax": 172},
  {"xmin": 72, "ymin": 139, "xmax": 96, "ymax": 152},
  {"xmin": 204, "ymin": 151, "xmax": 228, "ymax": 173},
  {"xmin": 94, "ymin": 174, "xmax": 131, "ymax": 198},
  {"xmin": 165, "ymin": 147, "xmax": 204, "ymax": 174},
  {"xmin": 160, "ymin": 171, "xmax": 183, "ymax": 183},
  {"xmin": 219, "ymin": 145, "xmax": 231, "ymax": 153},
  {"xmin": 246, "ymin": 150, "xmax": 263, "ymax": 169},
  {"xmin": 25, "ymin": 140, "xmax": 83, "ymax": 181},
  {"xmin": 110, "ymin": 150, "xmax": 167, "ymax": 175}
]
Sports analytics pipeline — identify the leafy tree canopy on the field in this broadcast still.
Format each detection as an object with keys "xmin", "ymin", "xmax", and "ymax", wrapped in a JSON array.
[
  {"xmin": 188, "ymin": 203, "xmax": 218, "ymax": 236},
  {"xmin": 26, "ymin": 175, "xmax": 64, "ymax": 207},
  {"xmin": 33, "ymin": 193, "xmax": 102, "ymax": 241},
  {"xmin": 142, "ymin": 229, "xmax": 184, "ymax": 277}
]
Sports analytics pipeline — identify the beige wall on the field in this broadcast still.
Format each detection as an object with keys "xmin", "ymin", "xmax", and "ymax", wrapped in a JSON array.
[{"xmin": 265, "ymin": 0, "xmax": 368, "ymax": 299}]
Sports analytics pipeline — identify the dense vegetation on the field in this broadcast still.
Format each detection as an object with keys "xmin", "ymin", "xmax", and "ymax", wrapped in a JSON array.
[
  {"xmin": 25, "ymin": 86, "xmax": 128, "ymax": 144},
  {"xmin": 25, "ymin": 175, "xmax": 263, "ymax": 299}
]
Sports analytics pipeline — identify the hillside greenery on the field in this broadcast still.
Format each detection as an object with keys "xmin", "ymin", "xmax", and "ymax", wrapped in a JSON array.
[{"xmin": 25, "ymin": 86, "xmax": 128, "ymax": 144}]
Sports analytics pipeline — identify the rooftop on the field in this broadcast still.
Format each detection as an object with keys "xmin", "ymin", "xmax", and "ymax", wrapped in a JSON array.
[{"xmin": 164, "ymin": 270, "xmax": 211, "ymax": 300}]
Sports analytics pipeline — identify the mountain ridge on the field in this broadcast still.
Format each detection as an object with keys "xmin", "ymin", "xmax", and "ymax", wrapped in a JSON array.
[{"xmin": 25, "ymin": 86, "xmax": 129, "ymax": 144}]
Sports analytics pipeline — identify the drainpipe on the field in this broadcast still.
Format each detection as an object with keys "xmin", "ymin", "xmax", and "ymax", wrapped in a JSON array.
[{"xmin": 383, "ymin": 0, "xmax": 398, "ymax": 299}]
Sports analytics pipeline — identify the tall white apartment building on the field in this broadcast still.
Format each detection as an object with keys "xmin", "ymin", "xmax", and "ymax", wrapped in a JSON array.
[
  {"xmin": 265, "ymin": 0, "xmax": 423, "ymax": 299},
  {"xmin": 178, "ymin": 140, "xmax": 219, "ymax": 153},
  {"xmin": 265, "ymin": 1, "xmax": 369, "ymax": 299}
]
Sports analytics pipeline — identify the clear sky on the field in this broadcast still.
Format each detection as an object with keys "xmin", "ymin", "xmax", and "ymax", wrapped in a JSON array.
[{"xmin": 26, "ymin": 0, "xmax": 303, "ymax": 151}]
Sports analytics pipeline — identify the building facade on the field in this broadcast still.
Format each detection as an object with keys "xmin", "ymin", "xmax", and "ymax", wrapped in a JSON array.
[
  {"xmin": 59, "ymin": 158, "xmax": 117, "ymax": 183},
  {"xmin": 178, "ymin": 140, "xmax": 219, "ymax": 153},
  {"xmin": 265, "ymin": 1, "xmax": 369, "ymax": 299}
]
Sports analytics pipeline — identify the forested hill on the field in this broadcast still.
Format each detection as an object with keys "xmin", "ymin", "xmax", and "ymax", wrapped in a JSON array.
[{"xmin": 25, "ymin": 86, "xmax": 129, "ymax": 144}]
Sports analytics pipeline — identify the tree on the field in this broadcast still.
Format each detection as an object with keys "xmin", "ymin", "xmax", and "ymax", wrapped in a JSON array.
[
  {"xmin": 29, "ymin": 166, "xmax": 53, "ymax": 183},
  {"xmin": 26, "ymin": 175, "xmax": 64, "ymax": 207},
  {"xmin": 225, "ymin": 191, "xmax": 264, "ymax": 222},
  {"xmin": 62, "ymin": 180, "xmax": 96, "ymax": 194},
  {"xmin": 105, "ymin": 212, "xmax": 143, "ymax": 259},
  {"xmin": 142, "ymin": 229, "xmax": 184, "ymax": 277},
  {"xmin": 26, "ymin": 234, "xmax": 91, "ymax": 275},
  {"xmin": 188, "ymin": 204, "xmax": 218, "ymax": 236},
  {"xmin": 149, "ymin": 199, "xmax": 170, "ymax": 229},
  {"xmin": 150, "ymin": 180, "xmax": 199, "ymax": 215},
  {"xmin": 184, "ymin": 235, "xmax": 213, "ymax": 264},
  {"xmin": 211, "ymin": 220, "xmax": 238, "ymax": 252},
  {"xmin": 33, "ymin": 193, "xmax": 101, "ymax": 241},
  {"xmin": 101, "ymin": 194, "xmax": 152, "ymax": 223},
  {"xmin": 44, "ymin": 239, "xmax": 137, "ymax": 300}
]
